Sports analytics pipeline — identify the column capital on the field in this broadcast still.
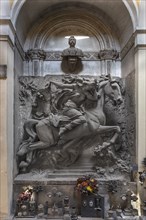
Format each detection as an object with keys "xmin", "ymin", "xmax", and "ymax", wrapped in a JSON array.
[
  {"xmin": 98, "ymin": 49, "xmax": 120, "ymax": 61},
  {"xmin": 25, "ymin": 49, "xmax": 46, "ymax": 61}
]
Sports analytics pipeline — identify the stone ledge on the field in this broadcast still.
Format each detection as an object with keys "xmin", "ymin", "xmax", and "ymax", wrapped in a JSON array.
[{"xmin": 13, "ymin": 218, "xmax": 103, "ymax": 220}]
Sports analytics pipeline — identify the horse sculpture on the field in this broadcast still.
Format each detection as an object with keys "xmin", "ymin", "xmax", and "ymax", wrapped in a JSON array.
[{"xmin": 17, "ymin": 75, "xmax": 123, "ymax": 173}]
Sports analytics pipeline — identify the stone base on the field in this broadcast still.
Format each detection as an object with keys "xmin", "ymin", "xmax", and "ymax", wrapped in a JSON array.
[
  {"xmin": 123, "ymin": 210, "xmax": 133, "ymax": 216},
  {"xmin": 12, "ymin": 217, "xmax": 142, "ymax": 220},
  {"xmin": 121, "ymin": 214, "xmax": 140, "ymax": 220},
  {"xmin": 13, "ymin": 218, "xmax": 103, "ymax": 220}
]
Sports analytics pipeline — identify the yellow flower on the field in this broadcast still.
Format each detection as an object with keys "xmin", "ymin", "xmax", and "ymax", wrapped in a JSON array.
[{"xmin": 86, "ymin": 186, "xmax": 93, "ymax": 192}]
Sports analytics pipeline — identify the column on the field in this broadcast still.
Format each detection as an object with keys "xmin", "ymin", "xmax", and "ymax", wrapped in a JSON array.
[
  {"xmin": 0, "ymin": 66, "xmax": 8, "ymax": 219},
  {"xmin": 135, "ymin": 2, "xmax": 146, "ymax": 214},
  {"xmin": 98, "ymin": 49, "xmax": 119, "ymax": 76},
  {"xmin": 0, "ymin": 19, "xmax": 15, "ymax": 219},
  {"xmin": 135, "ymin": 31, "xmax": 146, "ymax": 214},
  {"xmin": 26, "ymin": 49, "xmax": 46, "ymax": 76}
]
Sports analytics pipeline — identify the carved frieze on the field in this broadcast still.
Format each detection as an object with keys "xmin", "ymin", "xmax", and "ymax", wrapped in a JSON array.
[
  {"xmin": 45, "ymin": 52, "xmax": 62, "ymax": 60},
  {"xmin": 83, "ymin": 52, "xmax": 99, "ymax": 60},
  {"xmin": 25, "ymin": 50, "xmax": 120, "ymax": 61},
  {"xmin": 45, "ymin": 51, "xmax": 99, "ymax": 61}
]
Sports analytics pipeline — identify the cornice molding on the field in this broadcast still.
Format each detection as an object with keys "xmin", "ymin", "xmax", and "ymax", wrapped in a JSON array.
[
  {"xmin": 0, "ymin": 35, "xmax": 14, "ymax": 49},
  {"xmin": 0, "ymin": 18, "xmax": 16, "ymax": 33},
  {"xmin": 134, "ymin": 45, "xmax": 146, "ymax": 54},
  {"xmin": 121, "ymin": 30, "xmax": 146, "ymax": 59},
  {"xmin": 0, "ymin": 18, "xmax": 15, "ymax": 45},
  {"xmin": 0, "ymin": 19, "xmax": 25, "ymax": 60},
  {"xmin": 135, "ymin": 29, "xmax": 146, "ymax": 34}
]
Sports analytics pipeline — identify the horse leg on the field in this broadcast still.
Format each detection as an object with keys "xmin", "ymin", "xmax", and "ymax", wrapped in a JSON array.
[
  {"xmin": 19, "ymin": 151, "xmax": 33, "ymax": 172},
  {"xmin": 97, "ymin": 125, "xmax": 121, "ymax": 146},
  {"xmin": 28, "ymin": 141, "xmax": 50, "ymax": 151},
  {"xmin": 36, "ymin": 121, "xmax": 57, "ymax": 145},
  {"xmin": 24, "ymin": 119, "xmax": 39, "ymax": 141},
  {"xmin": 18, "ymin": 142, "xmax": 49, "ymax": 173}
]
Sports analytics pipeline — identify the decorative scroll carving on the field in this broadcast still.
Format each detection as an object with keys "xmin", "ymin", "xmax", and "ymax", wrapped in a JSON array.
[
  {"xmin": 25, "ymin": 49, "xmax": 46, "ymax": 61},
  {"xmin": 98, "ymin": 49, "xmax": 119, "ymax": 60}
]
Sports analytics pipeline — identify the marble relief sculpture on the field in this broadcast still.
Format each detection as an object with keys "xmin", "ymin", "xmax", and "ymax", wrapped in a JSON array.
[{"xmin": 17, "ymin": 75, "xmax": 123, "ymax": 173}]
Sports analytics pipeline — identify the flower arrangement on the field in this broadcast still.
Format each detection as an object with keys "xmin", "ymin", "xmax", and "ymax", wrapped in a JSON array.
[
  {"xmin": 75, "ymin": 175, "xmax": 98, "ymax": 195},
  {"xmin": 17, "ymin": 186, "xmax": 33, "ymax": 203}
]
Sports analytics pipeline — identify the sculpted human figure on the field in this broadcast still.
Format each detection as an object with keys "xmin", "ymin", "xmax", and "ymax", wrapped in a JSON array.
[
  {"xmin": 59, "ymin": 99, "xmax": 86, "ymax": 136},
  {"xmin": 62, "ymin": 36, "xmax": 84, "ymax": 57},
  {"xmin": 50, "ymin": 77, "xmax": 98, "ymax": 107},
  {"xmin": 62, "ymin": 36, "xmax": 84, "ymax": 72},
  {"xmin": 17, "ymin": 78, "xmax": 97, "ymax": 152},
  {"xmin": 50, "ymin": 78, "xmax": 98, "ymax": 139}
]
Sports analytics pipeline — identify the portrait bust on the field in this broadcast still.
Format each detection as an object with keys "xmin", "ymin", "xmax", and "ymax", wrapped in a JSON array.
[{"xmin": 62, "ymin": 36, "xmax": 84, "ymax": 73}]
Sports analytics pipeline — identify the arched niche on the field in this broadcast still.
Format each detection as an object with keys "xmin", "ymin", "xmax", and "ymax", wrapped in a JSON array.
[
  {"xmin": 11, "ymin": 0, "xmax": 137, "ymax": 77},
  {"xmin": 21, "ymin": 3, "xmax": 123, "ymax": 76},
  {"xmin": 24, "ymin": 4, "xmax": 120, "ymax": 51},
  {"xmin": 13, "ymin": 0, "xmax": 136, "ymax": 49}
]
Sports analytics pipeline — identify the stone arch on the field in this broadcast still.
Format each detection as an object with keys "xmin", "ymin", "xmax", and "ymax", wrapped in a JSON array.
[
  {"xmin": 24, "ymin": 5, "xmax": 120, "ymax": 51},
  {"xmin": 11, "ymin": 0, "xmax": 138, "ymax": 50},
  {"xmin": 11, "ymin": 0, "xmax": 138, "ymax": 30}
]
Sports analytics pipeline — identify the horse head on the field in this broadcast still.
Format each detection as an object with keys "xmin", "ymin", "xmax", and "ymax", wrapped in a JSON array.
[{"xmin": 99, "ymin": 76, "xmax": 123, "ymax": 105}]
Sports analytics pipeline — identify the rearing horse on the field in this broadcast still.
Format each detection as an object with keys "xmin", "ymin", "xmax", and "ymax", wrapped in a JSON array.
[
  {"xmin": 52, "ymin": 78, "xmax": 123, "ymax": 145},
  {"xmin": 17, "ymin": 77, "xmax": 123, "ymax": 172}
]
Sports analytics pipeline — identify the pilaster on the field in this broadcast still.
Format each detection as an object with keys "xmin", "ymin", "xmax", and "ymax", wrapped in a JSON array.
[
  {"xmin": 0, "ymin": 19, "xmax": 15, "ymax": 219},
  {"xmin": 135, "ymin": 31, "xmax": 146, "ymax": 170},
  {"xmin": 135, "ymin": 30, "xmax": 146, "ymax": 212}
]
